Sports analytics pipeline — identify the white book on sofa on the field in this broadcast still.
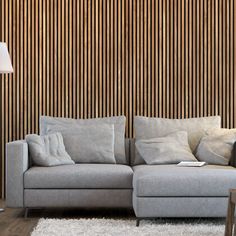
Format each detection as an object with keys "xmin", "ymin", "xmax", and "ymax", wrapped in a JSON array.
[{"xmin": 177, "ymin": 161, "xmax": 207, "ymax": 167}]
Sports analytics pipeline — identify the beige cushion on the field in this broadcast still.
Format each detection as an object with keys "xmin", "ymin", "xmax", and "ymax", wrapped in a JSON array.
[
  {"xmin": 135, "ymin": 131, "xmax": 197, "ymax": 164},
  {"xmin": 196, "ymin": 128, "xmax": 236, "ymax": 165},
  {"xmin": 40, "ymin": 116, "xmax": 127, "ymax": 164},
  {"xmin": 26, "ymin": 133, "xmax": 75, "ymax": 167},
  {"xmin": 47, "ymin": 124, "xmax": 116, "ymax": 164},
  {"xmin": 134, "ymin": 116, "xmax": 221, "ymax": 165}
]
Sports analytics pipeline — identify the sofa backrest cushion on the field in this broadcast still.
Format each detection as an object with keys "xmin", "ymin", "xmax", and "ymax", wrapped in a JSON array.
[
  {"xmin": 48, "ymin": 124, "xmax": 116, "ymax": 164},
  {"xmin": 133, "ymin": 116, "xmax": 221, "ymax": 165},
  {"xmin": 40, "ymin": 116, "xmax": 127, "ymax": 164}
]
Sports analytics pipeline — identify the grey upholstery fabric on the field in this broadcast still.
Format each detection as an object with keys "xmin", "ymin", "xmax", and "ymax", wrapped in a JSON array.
[
  {"xmin": 196, "ymin": 128, "xmax": 236, "ymax": 165},
  {"xmin": 133, "ymin": 164, "xmax": 236, "ymax": 197},
  {"xmin": 77, "ymin": 116, "xmax": 126, "ymax": 164},
  {"xmin": 40, "ymin": 116, "xmax": 127, "ymax": 164},
  {"xmin": 6, "ymin": 140, "xmax": 29, "ymax": 207},
  {"xmin": 130, "ymin": 139, "xmax": 136, "ymax": 166},
  {"xmin": 230, "ymin": 142, "xmax": 236, "ymax": 167},
  {"xmin": 133, "ymin": 195, "xmax": 228, "ymax": 217},
  {"xmin": 133, "ymin": 116, "xmax": 221, "ymax": 164},
  {"xmin": 135, "ymin": 131, "xmax": 197, "ymax": 164},
  {"xmin": 125, "ymin": 139, "xmax": 130, "ymax": 164},
  {"xmin": 40, "ymin": 116, "xmax": 78, "ymax": 135},
  {"xmin": 26, "ymin": 133, "xmax": 75, "ymax": 166},
  {"xmin": 6, "ymin": 134, "xmax": 235, "ymax": 219},
  {"xmin": 24, "ymin": 164, "xmax": 133, "ymax": 189},
  {"xmin": 24, "ymin": 189, "xmax": 132, "ymax": 208},
  {"xmin": 48, "ymin": 124, "xmax": 116, "ymax": 164}
]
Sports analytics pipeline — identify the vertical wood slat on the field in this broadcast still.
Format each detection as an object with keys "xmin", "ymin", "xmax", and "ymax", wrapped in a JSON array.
[{"xmin": 0, "ymin": 0, "xmax": 236, "ymax": 197}]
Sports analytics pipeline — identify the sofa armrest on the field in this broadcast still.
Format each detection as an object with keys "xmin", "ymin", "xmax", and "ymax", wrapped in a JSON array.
[
  {"xmin": 230, "ymin": 142, "xmax": 236, "ymax": 168},
  {"xmin": 6, "ymin": 140, "xmax": 29, "ymax": 207}
]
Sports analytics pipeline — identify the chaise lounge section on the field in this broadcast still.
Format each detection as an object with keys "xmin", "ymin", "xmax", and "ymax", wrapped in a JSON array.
[{"xmin": 132, "ymin": 164, "xmax": 236, "ymax": 225}]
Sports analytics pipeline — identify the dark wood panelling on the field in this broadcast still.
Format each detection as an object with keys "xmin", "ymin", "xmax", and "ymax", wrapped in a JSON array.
[{"xmin": 0, "ymin": 0, "xmax": 235, "ymax": 197}]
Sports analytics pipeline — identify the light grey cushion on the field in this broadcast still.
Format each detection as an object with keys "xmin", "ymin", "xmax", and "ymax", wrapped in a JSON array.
[
  {"xmin": 24, "ymin": 164, "xmax": 133, "ymax": 189},
  {"xmin": 196, "ymin": 128, "xmax": 236, "ymax": 165},
  {"xmin": 135, "ymin": 131, "xmax": 197, "ymax": 164},
  {"xmin": 25, "ymin": 133, "xmax": 75, "ymax": 167},
  {"xmin": 40, "ymin": 116, "xmax": 77, "ymax": 135},
  {"xmin": 134, "ymin": 116, "xmax": 221, "ymax": 164},
  {"xmin": 40, "ymin": 116, "xmax": 127, "ymax": 164},
  {"xmin": 48, "ymin": 124, "xmax": 116, "ymax": 164},
  {"xmin": 133, "ymin": 164, "xmax": 236, "ymax": 197}
]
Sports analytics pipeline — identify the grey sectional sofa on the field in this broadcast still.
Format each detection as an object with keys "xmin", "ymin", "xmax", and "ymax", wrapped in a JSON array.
[
  {"xmin": 5, "ymin": 116, "xmax": 236, "ymax": 226},
  {"xmin": 6, "ymin": 138, "xmax": 236, "ymax": 224}
]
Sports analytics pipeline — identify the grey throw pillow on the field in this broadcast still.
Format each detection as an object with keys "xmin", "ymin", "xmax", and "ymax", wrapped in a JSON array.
[
  {"xmin": 133, "ymin": 116, "xmax": 221, "ymax": 165},
  {"xmin": 26, "ymin": 133, "xmax": 75, "ymax": 167},
  {"xmin": 196, "ymin": 128, "xmax": 236, "ymax": 165},
  {"xmin": 47, "ymin": 124, "xmax": 116, "ymax": 164},
  {"xmin": 40, "ymin": 116, "xmax": 126, "ymax": 164},
  {"xmin": 135, "ymin": 131, "xmax": 197, "ymax": 165}
]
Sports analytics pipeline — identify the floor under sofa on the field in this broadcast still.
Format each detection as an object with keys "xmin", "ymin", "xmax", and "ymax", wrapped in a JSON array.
[{"xmin": 0, "ymin": 199, "xmax": 227, "ymax": 236}]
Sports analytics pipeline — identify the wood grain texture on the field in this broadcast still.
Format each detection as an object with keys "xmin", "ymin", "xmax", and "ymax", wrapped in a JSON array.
[{"xmin": 0, "ymin": 0, "xmax": 235, "ymax": 197}]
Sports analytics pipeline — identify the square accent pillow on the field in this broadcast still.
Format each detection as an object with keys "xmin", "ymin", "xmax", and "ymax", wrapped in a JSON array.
[
  {"xmin": 47, "ymin": 124, "xmax": 116, "ymax": 164},
  {"xmin": 133, "ymin": 116, "xmax": 221, "ymax": 165},
  {"xmin": 40, "ymin": 116, "xmax": 126, "ymax": 164},
  {"xmin": 26, "ymin": 132, "xmax": 75, "ymax": 167},
  {"xmin": 135, "ymin": 131, "xmax": 197, "ymax": 165},
  {"xmin": 196, "ymin": 128, "xmax": 236, "ymax": 165}
]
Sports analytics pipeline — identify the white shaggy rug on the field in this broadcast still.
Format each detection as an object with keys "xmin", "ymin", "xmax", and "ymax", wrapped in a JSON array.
[{"xmin": 31, "ymin": 218, "xmax": 225, "ymax": 236}]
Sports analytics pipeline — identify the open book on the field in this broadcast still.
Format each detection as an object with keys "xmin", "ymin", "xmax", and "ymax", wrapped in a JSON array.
[{"xmin": 177, "ymin": 161, "xmax": 207, "ymax": 167}]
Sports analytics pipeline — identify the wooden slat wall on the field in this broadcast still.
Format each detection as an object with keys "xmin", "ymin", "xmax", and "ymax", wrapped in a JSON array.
[{"xmin": 0, "ymin": 0, "xmax": 235, "ymax": 197}]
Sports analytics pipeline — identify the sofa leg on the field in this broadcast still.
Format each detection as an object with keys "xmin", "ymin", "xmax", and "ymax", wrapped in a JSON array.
[
  {"xmin": 136, "ymin": 218, "xmax": 140, "ymax": 227},
  {"xmin": 24, "ymin": 208, "xmax": 29, "ymax": 218}
]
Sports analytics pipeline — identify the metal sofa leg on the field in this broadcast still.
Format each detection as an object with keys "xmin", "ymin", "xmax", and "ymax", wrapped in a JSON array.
[
  {"xmin": 24, "ymin": 208, "xmax": 29, "ymax": 218},
  {"xmin": 136, "ymin": 218, "xmax": 140, "ymax": 227}
]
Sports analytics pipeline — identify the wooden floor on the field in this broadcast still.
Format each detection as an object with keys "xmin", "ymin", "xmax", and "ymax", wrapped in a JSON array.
[{"xmin": 0, "ymin": 200, "xmax": 134, "ymax": 236}]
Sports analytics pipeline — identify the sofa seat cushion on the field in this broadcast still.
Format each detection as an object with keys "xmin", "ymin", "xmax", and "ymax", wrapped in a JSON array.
[
  {"xmin": 133, "ymin": 165, "xmax": 236, "ymax": 197},
  {"xmin": 24, "ymin": 164, "xmax": 133, "ymax": 189}
]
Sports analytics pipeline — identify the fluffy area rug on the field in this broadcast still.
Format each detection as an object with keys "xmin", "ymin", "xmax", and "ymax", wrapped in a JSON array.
[{"xmin": 31, "ymin": 218, "xmax": 225, "ymax": 236}]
